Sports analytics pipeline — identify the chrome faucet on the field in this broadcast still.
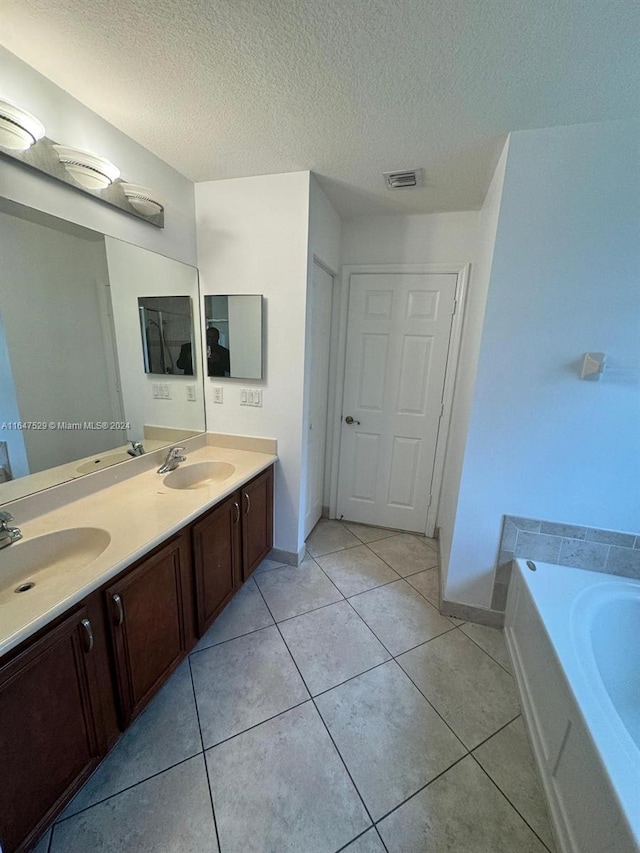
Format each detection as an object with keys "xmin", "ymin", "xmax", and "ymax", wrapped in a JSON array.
[
  {"xmin": 127, "ymin": 440, "xmax": 146, "ymax": 457},
  {"xmin": 157, "ymin": 446, "xmax": 187, "ymax": 474},
  {"xmin": 0, "ymin": 511, "xmax": 22, "ymax": 550}
]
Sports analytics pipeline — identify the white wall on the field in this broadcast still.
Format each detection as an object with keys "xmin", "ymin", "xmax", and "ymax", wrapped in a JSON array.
[
  {"xmin": 0, "ymin": 210, "xmax": 123, "ymax": 472},
  {"xmin": 105, "ymin": 238, "xmax": 205, "ymax": 440},
  {"xmin": 196, "ymin": 171, "xmax": 311, "ymax": 557},
  {"xmin": 438, "ymin": 141, "xmax": 509, "ymax": 594},
  {"xmin": 341, "ymin": 211, "xmax": 478, "ymax": 265},
  {"xmin": 301, "ymin": 176, "xmax": 342, "ymax": 537},
  {"xmin": 0, "ymin": 47, "xmax": 196, "ymax": 265},
  {"xmin": 445, "ymin": 120, "xmax": 640, "ymax": 608}
]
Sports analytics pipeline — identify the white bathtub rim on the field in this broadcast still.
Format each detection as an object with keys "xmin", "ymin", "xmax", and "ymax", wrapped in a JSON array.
[{"xmin": 512, "ymin": 559, "xmax": 640, "ymax": 845}]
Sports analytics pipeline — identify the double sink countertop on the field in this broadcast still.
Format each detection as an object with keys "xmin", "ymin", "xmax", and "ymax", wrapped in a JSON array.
[{"xmin": 0, "ymin": 435, "xmax": 277, "ymax": 657}]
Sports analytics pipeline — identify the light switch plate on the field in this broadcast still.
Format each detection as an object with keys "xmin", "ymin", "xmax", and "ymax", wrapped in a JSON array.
[{"xmin": 240, "ymin": 389, "xmax": 248, "ymax": 405}]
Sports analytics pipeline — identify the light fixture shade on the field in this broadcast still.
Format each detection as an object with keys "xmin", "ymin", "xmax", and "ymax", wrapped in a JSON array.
[
  {"xmin": 121, "ymin": 183, "xmax": 164, "ymax": 216},
  {"xmin": 0, "ymin": 99, "xmax": 45, "ymax": 150},
  {"xmin": 53, "ymin": 144, "xmax": 120, "ymax": 189}
]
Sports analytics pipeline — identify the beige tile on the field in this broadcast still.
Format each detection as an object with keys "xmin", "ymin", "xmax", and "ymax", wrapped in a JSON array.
[
  {"xmin": 405, "ymin": 567, "xmax": 440, "ymax": 607},
  {"xmin": 306, "ymin": 519, "xmax": 360, "ymax": 556},
  {"xmin": 342, "ymin": 521, "xmax": 398, "ymax": 544},
  {"xmin": 377, "ymin": 755, "xmax": 547, "ymax": 852},
  {"xmin": 473, "ymin": 717, "xmax": 556, "ymax": 851},
  {"xmin": 349, "ymin": 580, "xmax": 455, "ymax": 656},
  {"xmin": 316, "ymin": 544, "xmax": 401, "ymax": 597},
  {"xmin": 316, "ymin": 661, "xmax": 465, "ymax": 820},
  {"xmin": 253, "ymin": 557, "xmax": 343, "ymax": 621},
  {"xmin": 279, "ymin": 601, "xmax": 391, "ymax": 695},
  {"xmin": 253, "ymin": 557, "xmax": 288, "ymax": 574},
  {"xmin": 51, "ymin": 756, "xmax": 218, "ymax": 853},
  {"xmin": 368, "ymin": 534, "xmax": 438, "ymax": 577},
  {"xmin": 206, "ymin": 702, "xmax": 370, "ymax": 853},
  {"xmin": 397, "ymin": 630, "xmax": 520, "ymax": 748},
  {"xmin": 61, "ymin": 660, "xmax": 201, "ymax": 818},
  {"xmin": 193, "ymin": 578, "xmax": 273, "ymax": 649},
  {"xmin": 190, "ymin": 625, "xmax": 309, "ymax": 747},
  {"xmin": 460, "ymin": 622, "xmax": 511, "ymax": 672}
]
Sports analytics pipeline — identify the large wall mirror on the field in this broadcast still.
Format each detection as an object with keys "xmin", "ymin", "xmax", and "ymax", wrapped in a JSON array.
[
  {"xmin": 204, "ymin": 295, "xmax": 263, "ymax": 379},
  {"xmin": 0, "ymin": 197, "xmax": 206, "ymax": 504}
]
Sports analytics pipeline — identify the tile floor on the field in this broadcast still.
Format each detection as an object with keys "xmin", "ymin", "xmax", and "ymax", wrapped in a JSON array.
[{"xmin": 38, "ymin": 519, "xmax": 556, "ymax": 853}]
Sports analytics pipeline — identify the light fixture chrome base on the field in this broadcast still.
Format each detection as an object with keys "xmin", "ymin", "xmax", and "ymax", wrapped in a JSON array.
[{"xmin": 0, "ymin": 137, "xmax": 164, "ymax": 228}]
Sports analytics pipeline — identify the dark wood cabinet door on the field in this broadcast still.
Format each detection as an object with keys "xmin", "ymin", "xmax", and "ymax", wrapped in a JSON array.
[
  {"xmin": 242, "ymin": 466, "xmax": 274, "ymax": 579},
  {"xmin": 106, "ymin": 535, "xmax": 190, "ymax": 727},
  {"xmin": 192, "ymin": 492, "xmax": 242, "ymax": 635},
  {"xmin": 0, "ymin": 607, "xmax": 104, "ymax": 853}
]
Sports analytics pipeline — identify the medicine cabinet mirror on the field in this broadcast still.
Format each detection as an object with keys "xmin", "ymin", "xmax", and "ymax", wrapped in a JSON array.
[
  {"xmin": 204, "ymin": 295, "xmax": 263, "ymax": 380},
  {"xmin": 138, "ymin": 296, "xmax": 195, "ymax": 376}
]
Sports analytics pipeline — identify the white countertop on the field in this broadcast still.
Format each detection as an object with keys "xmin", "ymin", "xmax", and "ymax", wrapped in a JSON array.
[{"xmin": 0, "ymin": 442, "xmax": 277, "ymax": 657}]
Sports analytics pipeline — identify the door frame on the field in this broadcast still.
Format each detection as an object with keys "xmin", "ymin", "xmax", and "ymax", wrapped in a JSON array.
[{"xmin": 328, "ymin": 263, "xmax": 471, "ymax": 537}]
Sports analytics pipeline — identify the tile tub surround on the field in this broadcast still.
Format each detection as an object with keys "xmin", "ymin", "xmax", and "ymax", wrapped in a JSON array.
[
  {"xmin": 492, "ymin": 516, "xmax": 640, "ymax": 611},
  {"xmin": 48, "ymin": 520, "xmax": 556, "ymax": 853}
]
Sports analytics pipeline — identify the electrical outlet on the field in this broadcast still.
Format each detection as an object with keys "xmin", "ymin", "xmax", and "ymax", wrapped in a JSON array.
[
  {"xmin": 213, "ymin": 386, "xmax": 223, "ymax": 404},
  {"xmin": 186, "ymin": 384, "xmax": 196, "ymax": 402}
]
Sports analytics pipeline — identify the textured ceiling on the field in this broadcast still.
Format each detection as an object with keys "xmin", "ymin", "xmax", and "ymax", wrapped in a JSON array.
[{"xmin": 1, "ymin": 0, "xmax": 638, "ymax": 215}]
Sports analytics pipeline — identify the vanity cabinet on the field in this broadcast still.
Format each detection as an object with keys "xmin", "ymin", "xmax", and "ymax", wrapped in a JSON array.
[
  {"xmin": 192, "ymin": 493, "xmax": 242, "ymax": 635},
  {"xmin": 192, "ymin": 466, "xmax": 274, "ymax": 634},
  {"xmin": 241, "ymin": 466, "xmax": 274, "ymax": 579},
  {"xmin": 1, "ymin": 462, "xmax": 273, "ymax": 851},
  {"xmin": 0, "ymin": 606, "xmax": 106, "ymax": 853},
  {"xmin": 106, "ymin": 534, "xmax": 193, "ymax": 728}
]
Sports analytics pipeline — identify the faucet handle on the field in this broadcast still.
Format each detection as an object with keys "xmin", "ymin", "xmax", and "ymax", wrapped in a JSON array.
[
  {"xmin": 0, "ymin": 511, "xmax": 14, "ymax": 524},
  {"xmin": 170, "ymin": 446, "xmax": 186, "ymax": 456}
]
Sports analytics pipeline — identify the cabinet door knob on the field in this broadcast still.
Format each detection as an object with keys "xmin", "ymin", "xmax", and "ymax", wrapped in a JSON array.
[
  {"xmin": 112, "ymin": 593, "xmax": 124, "ymax": 627},
  {"xmin": 234, "ymin": 501, "xmax": 240, "ymax": 524},
  {"xmin": 244, "ymin": 492, "xmax": 251, "ymax": 514},
  {"xmin": 81, "ymin": 618, "xmax": 94, "ymax": 653}
]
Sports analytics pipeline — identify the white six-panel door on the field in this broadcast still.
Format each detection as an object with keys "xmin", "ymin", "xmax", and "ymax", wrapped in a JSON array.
[{"xmin": 336, "ymin": 272, "xmax": 457, "ymax": 533}]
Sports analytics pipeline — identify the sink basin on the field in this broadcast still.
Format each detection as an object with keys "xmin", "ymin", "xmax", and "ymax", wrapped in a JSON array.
[
  {"xmin": 163, "ymin": 461, "xmax": 236, "ymax": 490},
  {"xmin": 0, "ymin": 527, "xmax": 111, "ymax": 597},
  {"xmin": 76, "ymin": 452, "xmax": 131, "ymax": 474}
]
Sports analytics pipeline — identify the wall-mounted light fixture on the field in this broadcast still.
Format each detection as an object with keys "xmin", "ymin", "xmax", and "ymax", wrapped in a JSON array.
[
  {"xmin": 121, "ymin": 183, "xmax": 164, "ymax": 216},
  {"xmin": 0, "ymin": 98, "xmax": 45, "ymax": 150},
  {"xmin": 0, "ymin": 96, "xmax": 164, "ymax": 228},
  {"xmin": 52, "ymin": 144, "xmax": 120, "ymax": 190}
]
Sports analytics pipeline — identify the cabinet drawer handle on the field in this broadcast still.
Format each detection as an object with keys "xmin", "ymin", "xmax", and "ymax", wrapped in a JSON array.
[
  {"xmin": 234, "ymin": 501, "xmax": 240, "ymax": 524},
  {"xmin": 244, "ymin": 492, "xmax": 250, "ymax": 514},
  {"xmin": 113, "ymin": 593, "xmax": 124, "ymax": 627},
  {"xmin": 81, "ymin": 618, "xmax": 94, "ymax": 653}
]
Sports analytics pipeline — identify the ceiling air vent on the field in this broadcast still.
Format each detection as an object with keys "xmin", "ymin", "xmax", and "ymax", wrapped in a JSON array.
[{"xmin": 383, "ymin": 169, "xmax": 422, "ymax": 189}]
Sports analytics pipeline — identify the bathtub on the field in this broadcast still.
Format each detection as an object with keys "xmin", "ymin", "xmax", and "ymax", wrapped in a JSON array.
[{"xmin": 505, "ymin": 558, "xmax": 640, "ymax": 853}]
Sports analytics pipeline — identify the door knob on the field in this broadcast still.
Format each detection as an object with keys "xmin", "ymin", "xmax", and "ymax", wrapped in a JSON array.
[{"xmin": 344, "ymin": 416, "xmax": 360, "ymax": 425}]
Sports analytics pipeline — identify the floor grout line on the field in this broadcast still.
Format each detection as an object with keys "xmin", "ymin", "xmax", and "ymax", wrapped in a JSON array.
[
  {"xmin": 252, "ymin": 576, "xmax": 379, "ymax": 838},
  {"xmin": 456, "ymin": 623, "xmax": 514, "ymax": 675},
  {"xmin": 469, "ymin": 752, "xmax": 556, "ymax": 852},
  {"xmin": 53, "ymin": 750, "xmax": 204, "ymax": 825},
  {"xmin": 187, "ymin": 654, "xmax": 222, "ymax": 853}
]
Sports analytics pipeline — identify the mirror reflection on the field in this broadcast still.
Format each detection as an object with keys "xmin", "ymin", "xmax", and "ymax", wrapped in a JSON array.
[
  {"xmin": 0, "ymin": 198, "xmax": 206, "ymax": 503},
  {"xmin": 138, "ymin": 296, "xmax": 195, "ymax": 375},
  {"xmin": 204, "ymin": 295, "xmax": 263, "ymax": 380}
]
